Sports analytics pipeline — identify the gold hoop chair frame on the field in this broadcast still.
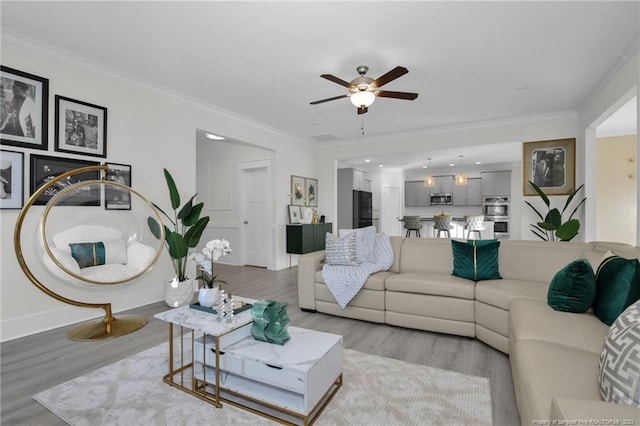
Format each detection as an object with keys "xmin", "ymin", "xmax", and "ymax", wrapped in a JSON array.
[{"xmin": 14, "ymin": 165, "xmax": 166, "ymax": 341}]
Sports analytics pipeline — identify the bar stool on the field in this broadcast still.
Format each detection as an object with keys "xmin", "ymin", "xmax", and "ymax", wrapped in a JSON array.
[
  {"xmin": 464, "ymin": 215, "xmax": 485, "ymax": 239},
  {"xmin": 433, "ymin": 214, "xmax": 453, "ymax": 238},
  {"xmin": 402, "ymin": 215, "xmax": 423, "ymax": 238}
]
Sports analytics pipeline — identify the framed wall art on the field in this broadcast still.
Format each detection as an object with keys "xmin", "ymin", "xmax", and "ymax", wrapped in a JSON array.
[
  {"xmin": 0, "ymin": 149, "xmax": 24, "ymax": 209},
  {"xmin": 288, "ymin": 205, "xmax": 301, "ymax": 224},
  {"xmin": 305, "ymin": 178, "xmax": 318, "ymax": 207},
  {"xmin": 290, "ymin": 175, "xmax": 306, "ymax": 206},
  {"xmin": 30, "ymin": 154, "xmax": 100, "ymax": 206},
  {"xmin": 0, "ymin": 66, "xmax": 49, "ymax": 150},
  {"xmin": 55, "ymin": 95, "xmax": 107, "ymax": 158},
  {"xmin": 105, "ymin": 162, "xmax": 131, "ymax": 210},
  {"xmin": 523, "ymin": 138, "xmax": 576, "ymax": 196}
]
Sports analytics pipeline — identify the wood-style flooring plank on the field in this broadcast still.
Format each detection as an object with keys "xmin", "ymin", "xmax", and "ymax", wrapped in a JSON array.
[{"xmin": 1, "ymin": 264, "xmax": 519, "ymax": 425}]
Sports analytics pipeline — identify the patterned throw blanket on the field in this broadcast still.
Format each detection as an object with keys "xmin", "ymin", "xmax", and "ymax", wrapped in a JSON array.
[{"xmin": 322, "ymin": 233, "xmax": 395, "ymax": 308}]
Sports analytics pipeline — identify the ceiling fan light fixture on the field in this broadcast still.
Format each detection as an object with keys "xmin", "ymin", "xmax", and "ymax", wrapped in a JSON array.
[{"xmin": 350, "ymin": 90, "xmax": 375, "ymax": 108}]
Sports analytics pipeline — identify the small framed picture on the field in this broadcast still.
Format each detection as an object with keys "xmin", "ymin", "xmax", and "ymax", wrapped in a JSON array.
[
  {"xmin": 290, "ymin": 175, "xmax": 306, "ymax": 206},
  {"xmin": 0, "ymin": 66, "xmax": 49, "ymax": 150},
  {"xmin": 105, "ymin": 162, "xmax": 131, "ymax": 210},
  {"xmin": 30, "ymin": 154, "xmax": 100, "ymax": 206},
  {"xmin": 0, "ymin": 150, "xmax": 24, "ymax": 209},
  {"xmin": 305, "ymin": 178, "xmax": 318, "ymax": 207},
  {"xmin": 523, "ymin": 138, "xmax": 576, "ymax": 196},
  {"xmin": 54, "ymin": 95, "xmax": 107, "ymax": 158},
  {"xmin": 288, "ymin": 205, "xmax": 302, "ymax": 224}
]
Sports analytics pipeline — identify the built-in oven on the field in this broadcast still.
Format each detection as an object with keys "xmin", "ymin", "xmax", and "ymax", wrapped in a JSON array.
[
  {"xmin": 482, "ymin": 196, "xmax": 510, "ymax": 218},
  {"xmin": 483, "ymin": 196, "xmax": 510, "ymax": 238},
  {"xmin": 490, "ymin": 219, "xmax": 510, "ymax": 238},
  {"xmin": 430, "ymin": 193, "xmax": 452, "ymax": 205}
]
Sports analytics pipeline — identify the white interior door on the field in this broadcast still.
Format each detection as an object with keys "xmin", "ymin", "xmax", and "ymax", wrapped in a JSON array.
[
  {"xmin": 381, "ymin": 186, "xmax": 402, "ymax": 236},
  {"xmin": 241, "ymin": 164, "xmax": 270, "ymax": 267}
]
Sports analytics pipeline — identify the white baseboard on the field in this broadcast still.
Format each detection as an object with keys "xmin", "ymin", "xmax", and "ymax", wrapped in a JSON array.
[{"xmin": 0, "ymin": 288, "xmax": 164, "ymax": 342}]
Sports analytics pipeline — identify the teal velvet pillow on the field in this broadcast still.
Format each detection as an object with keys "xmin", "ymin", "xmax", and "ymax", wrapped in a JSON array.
[
  {"xmin": 593, "ymin": 255, "xmax": 640, "ymax": 325},
  {"xmin": 547, "ymin": 259, "xmax": 596, "ymax": 313},
  {"xmin": 69, "ymin": 242, "xmax": 106, "ymax": 269},
  {"xmin": 451, "ymin": 239, "xmax": 502, "ymax": 281}
]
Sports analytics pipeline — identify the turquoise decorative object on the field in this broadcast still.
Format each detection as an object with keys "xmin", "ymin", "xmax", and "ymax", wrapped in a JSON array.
[{"xmin": 250, "ymin": 300, "xmax": 291, "ymax": 345}]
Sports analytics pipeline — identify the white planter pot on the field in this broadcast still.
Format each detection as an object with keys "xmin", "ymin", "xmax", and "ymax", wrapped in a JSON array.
[
  {"xmin": 164, "ymin": 277, "xmax": 194, "ymax": 308},
  {"xmin": 198, "ymin": 287, "xmax": 219, "ymax": 308}
]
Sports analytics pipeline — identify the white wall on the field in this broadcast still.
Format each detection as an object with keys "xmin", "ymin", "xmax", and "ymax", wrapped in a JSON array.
[
  {"xmin": 579, "ymin": 49, "xmax": 639, "ymax": 244},
  {"xmin": 0, "ymin": 35, "xmax": 312, "ymax": 341}
]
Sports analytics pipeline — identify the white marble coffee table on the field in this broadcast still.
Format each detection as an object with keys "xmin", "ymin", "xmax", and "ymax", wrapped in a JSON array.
[{"xmin": 155, "ymin": 299, "xmax": 343, "ymax": 425}]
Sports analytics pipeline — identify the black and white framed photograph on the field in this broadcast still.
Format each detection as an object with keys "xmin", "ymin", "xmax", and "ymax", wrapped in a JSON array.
[
  {"xmin": 105, "ymin": 162, "xmax": 131, "ymax": 210},
  {"xmin": 0, "ymin": 149, "xmax": 24, "ymax": 209},
  {"xmin": 288, "ymin": 205, "xmax": 301, "ymax": 224},
  {"xmin": 523, "ymin": 138, "xmax": 576, "ymax": 196},
  {"xmin": 0, "ymin": 66, "xmax": 49, "ymax": 150},
  {"xmin": 55, "ymin": 95, "xmax": 107, "ymax": 158},
  {"xmin": 30, "ymin": 154, "xmax": 100, "ymax": 206},
  {"xmin": 305, "ymin": 177, "xmax": 318, "ymax": 207}
]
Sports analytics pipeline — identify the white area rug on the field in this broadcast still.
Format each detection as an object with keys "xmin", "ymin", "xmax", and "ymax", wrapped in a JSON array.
[{"xmin": 34, "ymin": 342, "xmax": 492, "ymax": 425}]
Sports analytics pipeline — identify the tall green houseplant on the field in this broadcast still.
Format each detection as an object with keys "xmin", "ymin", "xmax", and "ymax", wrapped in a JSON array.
[
  {"xmin": 148, "ymin": 169, "xmax": 210, "ymax": 281},
  {"xmin": 525, "ymin": 180, "xmax": 586, "ymax": 241}
]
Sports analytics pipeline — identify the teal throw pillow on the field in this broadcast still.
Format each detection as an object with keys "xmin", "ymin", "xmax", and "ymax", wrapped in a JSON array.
[
  {"xmin": 451, "ymin": 239, "xmax": 502, "ymax": 281},
  {"xmin": 547, "ymin": 259, "xmax": 596, "ymax": 313},
  {"xmin": 69, "ymin": 242, "xmax": 106, "ymax": 269},
  {"xmin": 594, "ymin": 255, "xmax": 640, "ymax": 326}
]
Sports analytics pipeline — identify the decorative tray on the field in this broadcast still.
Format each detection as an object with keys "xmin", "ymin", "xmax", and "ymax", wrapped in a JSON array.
[{"xmin": 189, "ymin": 301, "xmax": 253, "ymax": 315}]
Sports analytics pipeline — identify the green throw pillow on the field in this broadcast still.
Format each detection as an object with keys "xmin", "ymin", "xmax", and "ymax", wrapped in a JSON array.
[
  {"xmin": 594, "ymin": 255, "xmax": 640, "ymax": 325},
  {"xmin": 451, "ymin": 239, "xmax": 501, "ymax": 281},
  {"xmin": 547, "ymin": 259, "xmax": 596, "ymax": 313},
  {"xmin": 69, "ymin": 242, "xmax": 106, "ymax": 269}
]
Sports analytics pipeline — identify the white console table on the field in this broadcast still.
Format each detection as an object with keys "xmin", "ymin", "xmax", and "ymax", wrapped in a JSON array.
[{"xmin": 155, "ymin": 302, "xmax": 343, "ymax": 425}]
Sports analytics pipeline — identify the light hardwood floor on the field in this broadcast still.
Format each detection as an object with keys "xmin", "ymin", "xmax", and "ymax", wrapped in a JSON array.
[{"xmin": 1, "ymin": 264, "xmax": 520, "ymax": 425}]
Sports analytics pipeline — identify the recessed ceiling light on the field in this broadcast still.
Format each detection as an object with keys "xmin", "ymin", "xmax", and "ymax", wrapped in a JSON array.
[
  {"xmin": 475, "ymin": 161, "xmax": 481, "ymax": 165},
  {"xmin": 365, "ymin": 159, "xmax": 371, "ymax": 162},
  {"xmin": 449, "ymin": 163, "xmax": 455, "ymax": 167},
  {"xmin": 422, "ymin": 165, "xmax": 427, "ymax": 168},
  {"xmin": 378, "ymin": 164, "xmax": 383, "ymax": 168},
  {"xmin": 205, "ymin": 132, "xmax": 225, "ymax": 140}
]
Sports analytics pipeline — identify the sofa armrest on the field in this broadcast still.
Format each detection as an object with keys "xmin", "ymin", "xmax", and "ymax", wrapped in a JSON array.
[
  {"xmin": 550, "ymin": 397, "xmax": 640, "ymax": 423},
  {"xmin": 298, "ymin": 250, "xmax": 325, "ymax": 310}
]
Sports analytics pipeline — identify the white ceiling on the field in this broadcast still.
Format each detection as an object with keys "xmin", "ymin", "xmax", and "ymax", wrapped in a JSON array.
[{"xmin": 2, "ymin": 1, "xmax": 638, "ymax": 171}]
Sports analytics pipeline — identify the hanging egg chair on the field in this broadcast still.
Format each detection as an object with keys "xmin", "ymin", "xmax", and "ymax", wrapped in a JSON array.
[{"xmin": 14, "ymin": 164, "xmax": 165, "ymax": 341}]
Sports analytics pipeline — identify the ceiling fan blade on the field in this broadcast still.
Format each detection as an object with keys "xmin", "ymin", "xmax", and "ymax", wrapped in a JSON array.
[
  {"xmin": 357, "ymin": 106, "xmax": 368, "ymax": 115},
  {"xmin": 320, "ymin": 74, "xmax": 353, "ymax": 88},
  {"xmin": 310, "ymin": 94, "xmax": 349, "ymax": 105},
  {"xmin": 376, "ymin": 90, "xmax": 419, "ymax": 100},
  {"xmin": 371, "ymin": 66, "xmax": 409, "ymax": 88}
]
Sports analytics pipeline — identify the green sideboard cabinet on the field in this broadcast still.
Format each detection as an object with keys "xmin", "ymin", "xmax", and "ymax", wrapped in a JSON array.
[{"xmin": 286, "ymin": 223, "xmax": 333, "ymax": 254}]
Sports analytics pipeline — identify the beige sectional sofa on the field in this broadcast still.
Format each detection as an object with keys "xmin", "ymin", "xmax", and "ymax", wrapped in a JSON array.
[{"xmin": 297, "ymin": 237, "xmax": 640, "ymax": 425}]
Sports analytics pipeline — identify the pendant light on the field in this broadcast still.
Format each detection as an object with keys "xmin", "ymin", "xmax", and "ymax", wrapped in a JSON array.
[
  {"xmin": 455, "ymin": 155, "xmax": 468, "ymax": 186},
  {"xmin": 424, "ymin": 158, "xmax": 435, "ymax": 187}
]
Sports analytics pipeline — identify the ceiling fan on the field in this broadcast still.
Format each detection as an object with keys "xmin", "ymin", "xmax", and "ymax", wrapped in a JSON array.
[{"xmin": 310, "ymin": 65, "xmax": 419, "ymax": 114}]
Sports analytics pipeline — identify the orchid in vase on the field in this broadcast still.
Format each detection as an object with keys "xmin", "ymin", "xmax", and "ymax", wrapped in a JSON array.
[{"xmin": 189, "ymin": 238, "xmax": 232, "ymax": 289}]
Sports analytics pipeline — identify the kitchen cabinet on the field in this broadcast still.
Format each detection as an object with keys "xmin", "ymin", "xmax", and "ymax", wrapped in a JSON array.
[
  {"xmin": 404, "ymin": 181, "xmax": 429, "ymax": 207},
  {"xmin": 286, "ymin": 223, "xmax": 333, "ymax": 254},
  {"xmin": 481, "ymin": 170, "xmax": 511, "ymax": 196},
  {"xmin": 431, "ymin": 175, "xmax": 454, "ymax": 195},
  {"xmin": 452, "ymin": 177, "xmax": 482, "ymax": 206}
]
